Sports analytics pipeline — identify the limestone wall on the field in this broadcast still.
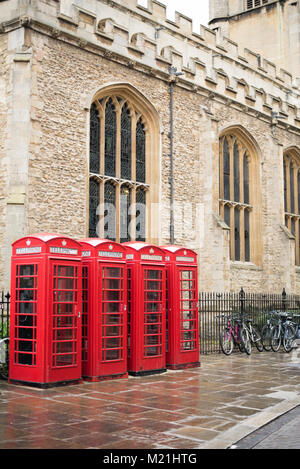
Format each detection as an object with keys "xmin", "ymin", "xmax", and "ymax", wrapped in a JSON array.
[
  {"xmin": 0, "ymin": 34, "xmax": 9, "ymax": 292},
  {"xmin": 0, "ymin": 0, "xmax": 300, "ymax": 294}
]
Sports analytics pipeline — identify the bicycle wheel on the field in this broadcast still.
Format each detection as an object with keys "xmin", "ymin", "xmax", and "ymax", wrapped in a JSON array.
[
  {"xmin": 238, "ymin": 341, "xmax": 245, "ymax": 353},
  {"xmin": 252, "ymin": 326, "xmax": 264, "ymax": 352},
  {"xmin": 261, "ymin": 324, "xmax": 272, "ymax": 351},
  {"xmin": 220, "ymin": 329, "xmax": 234, "ymax": 355},
  {"xmin": 0, "ymin": 338, "xmax": 9, "ymax": 380},
  {"xmin": 271, "ymin": 326, "xmax": 281, "ymax": 352},
  {"xmin": 283, "ymin": 324, "xmax": 296, "ymax": 353},
  {"xmin": 241, "ymin": 327, "xmax": 252, "ymax": 355}
]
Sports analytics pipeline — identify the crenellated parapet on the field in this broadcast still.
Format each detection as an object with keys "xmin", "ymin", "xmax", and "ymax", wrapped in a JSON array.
[{"xmin": 1, "ymin": 0, "xmax": 300, "ymax": 127}]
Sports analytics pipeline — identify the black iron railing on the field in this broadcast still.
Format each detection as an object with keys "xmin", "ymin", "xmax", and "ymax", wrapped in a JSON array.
[
  {"xmin": 1, "ymin": 288, "xmax": 299, "ymax": 356},
  {"xmin": 198, "ymin": 288, "xmax": 300, "ymax": 354},
  {"xmin": 0, "ymin": 292, "xmax": 10, "ymax": 340}
]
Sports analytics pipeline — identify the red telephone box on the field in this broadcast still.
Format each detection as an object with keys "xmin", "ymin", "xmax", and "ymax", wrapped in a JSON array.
[
  {"xmin": 79, "ymin": 239, "xmax": 128, "ymax": 381},
  {"xmin": 9, "ymin": 234, "xmax": 82, "ymax": 388},
  {"xmin": 161, "ymin": 246, "xmax": 200, "ymax": 370},
  {"xmin": 123, "ymin": 242, "xmax": 167, "ymax": 376}
]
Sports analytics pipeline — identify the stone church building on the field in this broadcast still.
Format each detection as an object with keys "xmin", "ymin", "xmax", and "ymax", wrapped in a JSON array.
[{"xmin": 0, "ymin": 0, "xmax": 300, "ymax": 293}]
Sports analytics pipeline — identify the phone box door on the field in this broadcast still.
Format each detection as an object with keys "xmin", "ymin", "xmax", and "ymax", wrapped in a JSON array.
[{"xmin": 47, "ymin": 260, "xmax": 82, "ymax": 385}]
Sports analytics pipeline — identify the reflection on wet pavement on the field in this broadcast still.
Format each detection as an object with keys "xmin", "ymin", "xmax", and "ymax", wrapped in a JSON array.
[{"xmin": 0, "ymin": 351, "xmax": 300, "ymax": 449}]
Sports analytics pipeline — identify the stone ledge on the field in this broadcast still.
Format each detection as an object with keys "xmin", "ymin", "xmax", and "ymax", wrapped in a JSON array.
[{"xmin": 230, "ymin": 261, "xmax": 263, "ymax": 271}]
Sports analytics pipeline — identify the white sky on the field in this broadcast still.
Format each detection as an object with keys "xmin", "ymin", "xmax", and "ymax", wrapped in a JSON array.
[{"xmin": 137, "ymin": 0, "xmax": 210, "ymax": 29}]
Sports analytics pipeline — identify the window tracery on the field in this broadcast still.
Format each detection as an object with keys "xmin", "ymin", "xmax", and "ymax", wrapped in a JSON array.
[
  {"xmin": 89, "ymin": 93, "xmax": 148, "ymax": 242},
  {"xmin": 219, "ymin": 134, "xmax": 253, "ymax": 262}
]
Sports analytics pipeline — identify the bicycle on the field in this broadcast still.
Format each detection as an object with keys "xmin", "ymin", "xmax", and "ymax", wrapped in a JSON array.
[
  {"xmin": 289, "ymin": 313, "xmax": 300, "ymax": 348},
  {"xmin": 239, "ymin": 314, "xmax": 252, "ymax": 355},
  {"xmin": 245, "ymin": 318, "xmax": 263, "ymax": 352},
  {"xmin": 271, "ymin": 312, "xmax": 296, "ymax": 353},
  {"xmin": 0, "ymin": 337, "xmax": 9, "ymax": 380},
  {"xmin": 261, "ymin": 311, "xmax": 279, "ymax": 351},
  {"xmin": 218, "ymin": 313, "xmax": 251, "ymax": 356}
]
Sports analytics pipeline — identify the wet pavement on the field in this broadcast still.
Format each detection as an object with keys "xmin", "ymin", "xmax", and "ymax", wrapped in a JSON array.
[
  {"xmin": 1, "ymin": 350, "xmax": 300, "ymax": 449},
  {"xmin": 233, "ymin": 405, "xmax": 300, "ymax": 449}
]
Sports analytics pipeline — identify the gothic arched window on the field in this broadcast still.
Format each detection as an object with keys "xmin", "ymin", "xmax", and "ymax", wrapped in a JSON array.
[
  {"xmin": 219, "ymin": 133, "xmax": 255, "ymax": 262},
  {"xmin": 283, "ymin": 151, "xmax": 300, "ymax": 265},
  {"xmin": 89, "ymin": 93, "xmax": 149, "ymax": 242}
]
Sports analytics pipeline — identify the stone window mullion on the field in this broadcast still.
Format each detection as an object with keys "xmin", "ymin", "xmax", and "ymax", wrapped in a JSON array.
[
  {"xmin": 114, "ymin": 104, "xmax": 121, "ymax": 241},
  {"xmin": 116, "ymin": 183, "xmax": 120, "ymax": 242},
  {"xmin": 98, "ymin": 106, "xmax": 105, "ymax": 239},
  {"xmin": 115, "ymin": 106, "xmax": 121, "ymax": 180},
  {"xmin": 99, "ymin": 181, "xmax": 105, "ymax": 238},
  {"xmin": 240, "ymin": 207, "xmax": 245, "ymax": 262},
  {"xmin": 131, "ymin": 186, "xmax": 136, "ymax": 241},
  {"xmin": 131, "ymin": 114, "xmax": 137, "ymax": 241}
]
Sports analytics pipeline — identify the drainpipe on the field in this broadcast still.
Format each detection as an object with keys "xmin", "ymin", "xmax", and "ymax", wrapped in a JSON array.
[
  {"xmin": 277, "ymin": 0, "xmax": 285, "ymax": 71},
  {"xmin": 168, "ymin": 66, "xmax": 184, "ymax": 245}
]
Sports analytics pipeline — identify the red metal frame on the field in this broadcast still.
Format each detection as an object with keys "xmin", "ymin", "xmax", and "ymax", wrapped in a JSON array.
[
  {"xmin": 123, "ymin": 242, "xmax": 167, "ymax": 376},
  {"xmin": 161, "ymin": 246, "xmax": 200, "ymax": 370},
  {"xmin": 79, "ymin": 239, "xmax": 128, "ymax": 381},
  {"xmin": 9, "ymin": 234, "xmax": 82, "ymax": 388}
]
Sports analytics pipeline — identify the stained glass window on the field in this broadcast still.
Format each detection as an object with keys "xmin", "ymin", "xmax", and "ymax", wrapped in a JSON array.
[
  {"xmin": 90, "ymin": 103, "xmax": 100, "ymax": 174},
  {"xmin": 234, "ymin": 143, "xmax": 240, "ymax": 202},
  {"xmin": 284, "ymin": 153, "xmax": 300, "ymax": 265},
  {"xmin": 223, "ymin": 138, "xmax": 230, "ymax": 200},
  {"xmin": 120, "ymin": 186, "xmax": 131, "ymax": 243},
  {"xmin": 244, "ymin": 154, "xmax": 249, "ymax": 205},
  {"xmin": 284, "ymin": 162, "xmax": 287, "ymax": 212},
  {"xmin": 89, "ymin": 179, "xmax": 99, "ymax": 238},
  {"xmin": 105, "ymin": 99, "xmax": 116, "ymax": 177},
  {"xmin": 220, "ymin": 135, "xmax": 253, "ymax": 262},
  {"xmin": 104, "ymin": 182, "xmax": 116, "ymax": 241},
  {"xmin": 89, "ymin": 96, "xmax": 148, "ymax": 242},
  {"xmin": 245, "ymin": 209, "xmax": 250, "ymax": 263},
  {"xmin": 136, "ymin": 119, "xmax": 146, "ymax": 183},
  {"xmin": 136, "ymin": 188, "xmax": 146, "ymax": 242},
  {"xmin": 290, "ymin": 162, "xmax": 295, "ymax": 215},
  {"xmin": 247, "ymin": 0, "xmax": 268, "ymax": 9},
  {"xmin": 121, "ymin": 104, "xmax": 132, "ymax": 180}
]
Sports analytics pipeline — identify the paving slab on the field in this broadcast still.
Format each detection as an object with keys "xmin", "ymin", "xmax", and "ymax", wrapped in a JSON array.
[
  {"xmin": 233, "ymin": 405, "xmax": 300, "ymax": 449},
  {"xmin": 1, "ymin": 350, "xmax": 300, "ymax": 449}
]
